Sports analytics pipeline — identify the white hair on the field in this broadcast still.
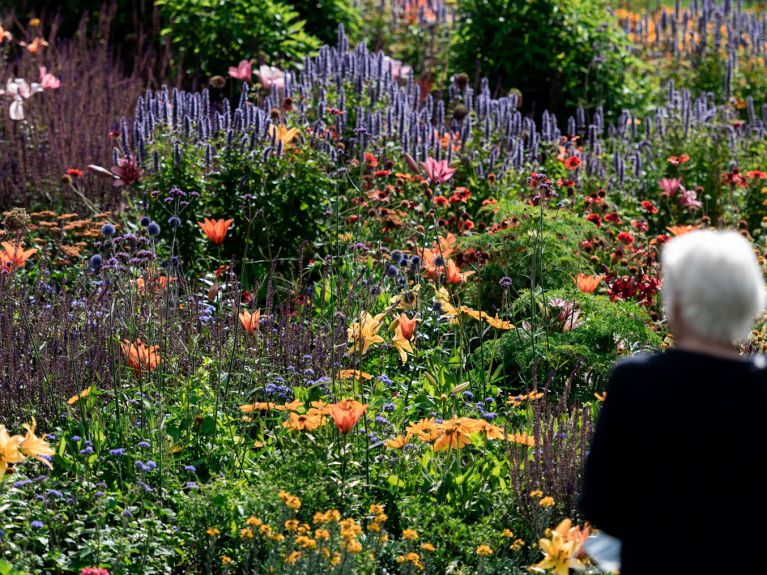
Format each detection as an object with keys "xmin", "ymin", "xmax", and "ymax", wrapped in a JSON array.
[{"xmin": 662, "ymin": 230, "xmax": 767, "ymax": 344}]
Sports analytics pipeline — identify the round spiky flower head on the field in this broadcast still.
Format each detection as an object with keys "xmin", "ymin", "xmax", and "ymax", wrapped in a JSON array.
[{"xmin": 3, "ymin": 208, "xmax": 30, "ymax": 233}]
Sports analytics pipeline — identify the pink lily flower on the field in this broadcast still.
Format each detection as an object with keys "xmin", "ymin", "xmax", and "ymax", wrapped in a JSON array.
[
  {"xmin": 228, "ymin": 59, "xmax": 253, "ymax": 82},
  {"xmin": 383, "ymin": 56, "xmax": 412, "ymax": 81},
  {"xmin": 39, "ymin": 66, "xmax": 61, "ymax": 90},
  {"xmin": 658, "ymin": 177, "xmax": 681, "ymax": 197},
  {"xmin": 678, "ymin": 186, "xmax": 702, "ymax": 210},
  {"xmin": 258, "ymin": 65, "xmax": 285, "ymax": 91},
  {"xmin": 422, "ymin": 157, "xmax": 456, "ymax": 184}
]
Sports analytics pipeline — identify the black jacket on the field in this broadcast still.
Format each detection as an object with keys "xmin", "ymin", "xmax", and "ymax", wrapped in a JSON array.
[{"xmin": 579, "ymin": 349, "xmax": 767, "ymax": 575}]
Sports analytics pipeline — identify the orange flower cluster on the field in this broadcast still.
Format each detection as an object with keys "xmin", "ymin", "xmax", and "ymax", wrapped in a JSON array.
[
  {"xmin": 15, "ymin": 210, "xmax": 113, "ymax": 266},
  {"xmin": 386, "ymin": 416, "xmax": 534, "ymax": 452},
  {"xmin": 240, "ymin": 398, "xmax": 367, "ymax": 435},
  {"xmin": 422, "ymin": 234, "xmax": 474, "ymax": 285},
  {"xmin": 133, "ymin": 275, "xmax": 175, "ymax": 294},
  {"xmin": 507, "ymin": 391, "xmax": 544, "ymax": 408}
]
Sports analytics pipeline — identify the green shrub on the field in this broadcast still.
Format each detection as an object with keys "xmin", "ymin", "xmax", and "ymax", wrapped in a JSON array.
[
  {"xmin": 289, "ymin": 0, "xmax": 361, "ymax": 45},
  {"xmin": 144, "ymin": 143, "xmax": 334, "ymax": 280},
  {"xmin": 460, "ymin": 201, "xmax": 594, "ymax": 310},
  {"xmin": 478, "ymin": 288, "xmax": 661, "ymax": 394},
  {"xmin": 449, "ymin": 0, "xmax": 651, "ymax": 118},
  {"xmin": 155, "ymin": 0, "xmax": 320, "ymax": 79}
]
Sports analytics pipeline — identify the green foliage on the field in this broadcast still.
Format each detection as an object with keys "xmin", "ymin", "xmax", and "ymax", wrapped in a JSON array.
[
  {"xmin": 486, "ymin": 288, "xmax": 661, "ymax": 393},
  {"xmin": 449, "ymin": 0, "xmax": 652, "ymax": 117},
  {"xmin": 289, "ymin": 0, "xmax": 362, "ymax": 45},
  {"xmin": 0, "ymin": 561, "xmax": 27, "ymax": 575},
  {"xmin": 461, "ymin": 202, "xmax": 594, "ymax": 310},
  {"xmin": 144, "ymin": 142, "xmax": 334, "ymax": 279},
  {"xmin": 155, "ymin": 0, "xmax": 320, "ymax": 79}
]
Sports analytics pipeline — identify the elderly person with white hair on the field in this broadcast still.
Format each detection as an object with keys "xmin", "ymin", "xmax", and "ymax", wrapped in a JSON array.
[{"xmin": 579, "ymin": 230, "xmax": 767, "ymax": 575}]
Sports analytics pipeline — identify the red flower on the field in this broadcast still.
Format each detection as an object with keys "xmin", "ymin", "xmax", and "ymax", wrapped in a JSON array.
[
  {"xmin": 363, "ymin": 152, "xmax": 378, "ymax": 168},
  {"xmin": 617, "ymin": 231, "xmax": 634, "ymax": 244},
  {"xmin": 564, "ymin": 156, "xmax": 581, "ymax": 170},
  {"xmin": 604, "ymin": 212, "xmax": 623, "ymax": 224},
  {"xmin": 452, "ymin": 187, "xmax": 471, "ymax": 202},
  {"xmin": 433, "ymin": 195, "xmax": 449, "ymax": 207},
  {"xmin": 66, "ymin": 168, "xmax": 84, "ymax": 177},
  {"xmin": 585, "ymin": 213, "xmax": 602, "ymax": 227},
  {"xmin": 641, "ymin": 200, "xmax": 659, "ymax": 214},
  {"xmin": 631, "ymin": 219, "xmax": 649, "ymax": 232},
  {"xmin": 747, "ymin": 170, "xmax": 767, "ymax": 179},
  {"xmin": 373, "ymin": 170, "xmax": 391, "ymax": 177}
]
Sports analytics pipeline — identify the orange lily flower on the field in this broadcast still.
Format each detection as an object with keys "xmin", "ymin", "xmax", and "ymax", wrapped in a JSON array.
[
  {"xmin": 268, "ymin": 124, "xmax": 301, "ymax": 147},
  {"xmin": 397, "ymin": 313, "xmax": 418, "ymax": 340},
  {"xmin": 198, "ymin": 218, "xmax": 234, "ymax": 245},
  {"xmin": 445, "ymin": 260, "xmax": 474, "ymax": 284},
  {"xmin": 391, "ymin": 313, "xmax": 418, "ymax": 363},
  {"xmin": 67, "ymin": 387, "xmax": 92, "ymax": 405},
  {"xmin": 575, "ymin": 273, "xmax": 605, "ymax": 294},
  {"xmin": 121, "ymin": 339, "xmax": 161, "ymax": 376},
  {"xmin": 239, "ymin": 309, "xmax": 261, "ymax": 335},
  {"xmin": 329, "ymin": 399, "xmax": 368, "ymax": 434},
  {"xmin": 1, "ymin": 241, "xmax": 37, "ymax": 271},
  {"xmin": 20, "ymin": 37, "xmax": 48, "ymax": 54}
]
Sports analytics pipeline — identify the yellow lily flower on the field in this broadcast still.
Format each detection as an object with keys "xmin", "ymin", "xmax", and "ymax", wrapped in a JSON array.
[
  {"xmin": 347, "ymin": 312, "xmax": 386, "ymax": 355},
  {"xmin": 268, "ymin": 124, "xmax": 300, "ymax": 147},
  {"xmin": 0, "ymin": 425, "xmax": 25, "ymax": 479},
  {"xmin": 531, "ymin": 519, "xmax": 589, "ymax": 575},
  {"xmin": 433, "ymin": 286, "xmax": 459, "ymax": 317},
  {"xmin": 20, "ymin": 418, "xmax": 54, "ymax": 469}
]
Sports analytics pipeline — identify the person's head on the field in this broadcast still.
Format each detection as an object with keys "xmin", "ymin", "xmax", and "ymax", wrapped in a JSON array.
[{"xmin": 662, "ymin": 230, "xmax": 766, "ymax": 345}]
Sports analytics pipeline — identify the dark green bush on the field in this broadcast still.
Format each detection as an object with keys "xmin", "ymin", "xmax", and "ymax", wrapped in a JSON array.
[
  {"xmin": 449, "ymin": 0, "xmax": 651, "ymax": 118},
  {"xmin": 155, "ymin": 0, "xmax": 320, "ymax": 79},
  {"xmin": 289, "ymin": 0, "xmax": 361, "ymax": 45}
]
